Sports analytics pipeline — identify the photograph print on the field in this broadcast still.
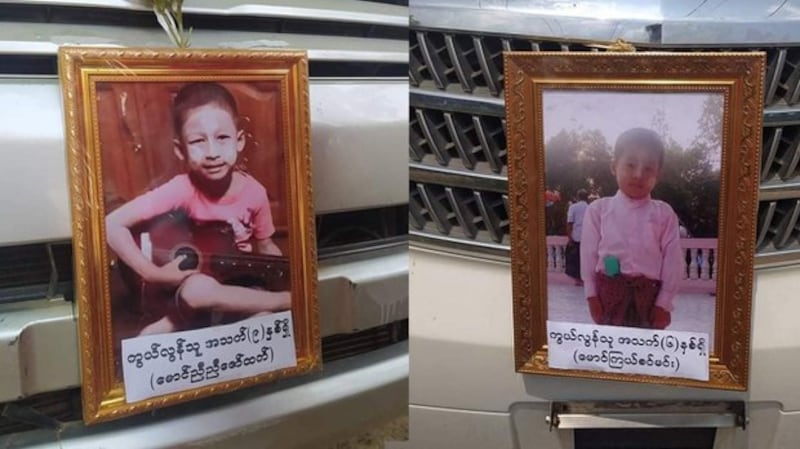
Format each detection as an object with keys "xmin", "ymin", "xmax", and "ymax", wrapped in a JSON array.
[
  {"xmin": 543, "ymin": 90, "xmax": 722, "ymax": 341},
  {"xmin": 505, "ymin": 52, "xmax": 763, "ymax": 390},
  {"xmin": 101, "ymin": 80, "xmax": 291, "ymax": 344},
  {"xmin": 61, "ymin": 47, "xmax": 318, "ymax": 423}
]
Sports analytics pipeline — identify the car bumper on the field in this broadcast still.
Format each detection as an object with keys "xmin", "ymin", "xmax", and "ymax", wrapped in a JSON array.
[
  {"xmin": 1, "ymin": 341, "xmax": 407, "ymax": 449},
  {"xmin": 408, "ymin": 247, "xmax": 800, "ymax": 448}
]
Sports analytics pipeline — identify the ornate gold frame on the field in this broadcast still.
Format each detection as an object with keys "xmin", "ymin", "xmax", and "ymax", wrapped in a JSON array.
[
  {"xmin": 505, "ymin": 52, "xmax": 763, "ymax": 390},
  {"xmin": 59, "ymin": 47, "xmax": 319, "ymax": 423}
]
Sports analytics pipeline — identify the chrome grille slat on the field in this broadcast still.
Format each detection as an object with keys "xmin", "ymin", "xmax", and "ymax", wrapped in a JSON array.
[
  {"xmin": 473, "ymin": 191, "xmax": 506, "ymax": 243},
  {"xmin": 415, "ymin": 183, "xmax": 453, "ymax": 234},
  {"xmin": 765, "ymin": 49, "xmax": 786, "ymax": 105},
  {"xmin": 473, "ymin": 36, "xmax": 502, "ymax": 96},
  {"xmin": 409, "ymin": 115, "xmax": 427, "ymax": 162},
  {"xmin": 777, "ymin": 49, "xmax": 800, "ymax": 106},
  {"xmin": 443, "ymin": 112, "xmax": 477, "ymax": 169},
  {"xmin": 414, "ymin": 108, "xmax": 451, "ymax": 165},
  {"xmin": 444, "ymin": 34, "xmax": 476, "ymax": 93},
  {"xmin": 409, "ymin": 187, "xmax": 427, "ymax": 230},
  {"xmin": 760, "ymin": 183, "xmax": 800, "ymax": 201},
  {"xmin": 774, "ymin": 200, "xmax": 800, "ymax": 249},
  {"xmin": 762, "ymin": 127, "xmax": 783, "ymax": 180},
  {"xmin": 410, "ymin": 163, "xmax": 507, "ymax": 193},
  {"xmin": 757, "ymin": 201, "xmax": 778, "ymax": 250},
  {"xmin": 781, "ymin": 136, "xmax": 800, "ymax": 180},
  {"xmin": 445, "ymin": 186, "xmax": 478, "ymax": 238},
  {"xmin": 473, "ymin": 115, "xmax": 506, "ymax": 173},
  {"xmin": 775, "ymin": 127, "xmax": 800, "ymax": 180},
  {"xmin": 415, "ymin": 31, "xmax": 450, "ymax": 89},
  {"xmin": 409, "ymin": 46, "xmax": 424, "ymax": 87},
  {"xmin": 787, "ymin": 62, "xmax": 800, "ymax": 105}
]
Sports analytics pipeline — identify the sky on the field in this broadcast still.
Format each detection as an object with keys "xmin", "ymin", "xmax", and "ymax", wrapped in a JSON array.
[{"xmin": 542, "ymin": 90, "xmax": 723, "ymax": 169}]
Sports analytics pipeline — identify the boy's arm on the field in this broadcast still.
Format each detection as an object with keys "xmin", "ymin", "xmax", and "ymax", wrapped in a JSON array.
[
  {"xmin": 106, "ymin": 177, "xmax": 197, "ymax": 285},
  {"xmin": 655, "ymin": 209, "xmax": 683, "ymax": 311},
  {"xmin": 580, "ymin": 203, "xmax": 600, "ymax": 299},
  {"xmin": 106, "ymin": 202, "xmax": 196, "ymax": 286}
]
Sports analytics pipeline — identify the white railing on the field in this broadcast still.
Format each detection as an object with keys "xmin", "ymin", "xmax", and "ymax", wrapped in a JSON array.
[{"xmin": 545, "ymin": 236, "xmax": 718, "ymax": 292}]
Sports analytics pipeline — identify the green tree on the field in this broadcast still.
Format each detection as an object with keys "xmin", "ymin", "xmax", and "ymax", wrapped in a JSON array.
[
  {"xmin": 544, "ymin": 129, "xmax": 613, "ymax": 235},
  {"xmin": 545, "ymin": 124, "xmax": 720, "ymax": 238}
]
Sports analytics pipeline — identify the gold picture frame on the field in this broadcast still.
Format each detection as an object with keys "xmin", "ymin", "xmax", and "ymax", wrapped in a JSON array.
[
  {"xmin": 506, "ymin": 52, "xmax": 763, "ymax": 390},
  {"xmin": 60, "ymin": 47, "xmax": 319, "ymax": 423}
]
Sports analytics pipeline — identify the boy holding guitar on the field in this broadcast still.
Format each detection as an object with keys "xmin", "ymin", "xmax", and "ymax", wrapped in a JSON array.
[{"xmin": 106, "ymin": 82, "xmax": 290, "ymax": 335}]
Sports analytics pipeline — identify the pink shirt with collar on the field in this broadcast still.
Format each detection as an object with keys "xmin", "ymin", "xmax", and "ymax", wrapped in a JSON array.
[
  {"xmin": 579, "ymin": 191, "xmax": 683, "ymax": 311},
  {"xmin": 122, "ymin": 173, "xmax": 275, "ymax": 252}
]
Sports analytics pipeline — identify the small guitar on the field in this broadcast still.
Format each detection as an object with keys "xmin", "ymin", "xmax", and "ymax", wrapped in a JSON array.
[{"xmin": 118, "ymin": 209, "xmax": 290, "ymax": 328}]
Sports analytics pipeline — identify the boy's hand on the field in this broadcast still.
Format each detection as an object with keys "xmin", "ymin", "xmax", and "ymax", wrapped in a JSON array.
[
  {"xmin": 145, "ymin": 255, "xmax": 197, "ymax": 286},
  {"xmin": 651, "ymin": 306, "xmax": 671, "ymax": 329},
  {"xmin": 587, "ymin": 296, "xmax": 604, "ymax": 324}
]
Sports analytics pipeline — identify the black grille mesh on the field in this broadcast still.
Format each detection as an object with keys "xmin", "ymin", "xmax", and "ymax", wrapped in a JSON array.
[
  {"xmin": 410, "ymin": 30, "xmax": 599, "ymax": 97},
  {"xmin": 762, "ymin": 124, "xmax": 800, "ymax": 184},
  {"xmin": 410, "ymin": 107, "xmax": 506, "ymax": 174},
  {"xmin": 410, "ymin": 182, "xmax": 509, "ymax": 244},
  {"xmin": 410, "ymin": 29, "xmax": 800, "ymax": 259},
  {"xmin": 411, "ymin": 30, "xmax": 800, "ymax": 109}
]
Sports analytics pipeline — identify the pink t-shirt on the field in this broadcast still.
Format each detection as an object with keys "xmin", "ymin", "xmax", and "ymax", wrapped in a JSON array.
[
  {"xmin": 123, "ymin": 173, "xmax": 275, "ymax": 250},
  {"xmin": 579, "ymin": 191, "xmax": 682, "ymax": 311}
]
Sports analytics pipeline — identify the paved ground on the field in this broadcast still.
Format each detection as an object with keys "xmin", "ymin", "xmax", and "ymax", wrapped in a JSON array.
[
  {"xmin": 324, "ymin": 416, "xmax": 408, "ymax": 449},
  {"xmin": 548, "ymin": 283, "xmax": 716, "ymax": 342}
]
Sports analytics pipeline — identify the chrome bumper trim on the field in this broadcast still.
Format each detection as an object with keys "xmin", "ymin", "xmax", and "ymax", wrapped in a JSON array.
[{"xmin": 1, "ymin": 342, "xmax": 408, "ymax": 449}]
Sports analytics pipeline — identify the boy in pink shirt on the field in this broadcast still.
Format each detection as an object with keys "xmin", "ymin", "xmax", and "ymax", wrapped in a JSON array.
[
  {"xmin": 580, "ymin": 128, "xmax": 683, "ymax": 329},
  {"xmin": 105, "ymin": 82, "xmax": 290, "ymax": 335}
]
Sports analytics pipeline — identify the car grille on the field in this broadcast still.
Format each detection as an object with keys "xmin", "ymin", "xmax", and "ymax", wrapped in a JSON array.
[{"xmin": 409, "ymin": 28, "xmax": 800, "ymax": 267}]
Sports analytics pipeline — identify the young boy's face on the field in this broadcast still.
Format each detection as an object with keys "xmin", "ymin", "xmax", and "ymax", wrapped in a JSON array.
[
  {"xmin": 611, "ymin": 144, "xmax": 661, "ymax": 200},
  {"xmin": 174, "ymin": 103, "xmax": 244, "ymax": 181}
]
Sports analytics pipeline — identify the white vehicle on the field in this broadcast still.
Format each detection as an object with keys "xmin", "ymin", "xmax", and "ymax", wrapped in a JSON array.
[
  {"xmin": 409, "ymin": 1, "xmax": 800, "ymax": 448},
  {"xmin": 0, "ymin": 1, "xmax": 409, "ymax": 448}
]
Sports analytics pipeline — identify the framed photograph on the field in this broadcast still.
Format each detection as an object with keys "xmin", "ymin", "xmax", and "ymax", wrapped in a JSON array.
[
  {"xmin": 506, "ymin": 52, "xmax": 763, "ymax": 390},
  {"xmin": 60, "ymin": 47, "xmax": 319, "ymax": 423}
]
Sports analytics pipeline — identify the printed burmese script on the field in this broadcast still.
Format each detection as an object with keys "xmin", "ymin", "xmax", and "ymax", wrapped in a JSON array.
[
  {"xmin": 121, "ymin": 311, "xmax": 297, "ymax": 402},
  {"xmin": 547, "ymin": 320, "xmax": 709, "ymax": 381}
]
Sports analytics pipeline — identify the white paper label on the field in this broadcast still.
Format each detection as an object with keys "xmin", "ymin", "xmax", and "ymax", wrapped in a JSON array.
[
  {"xmin": 122, "ymin": 311, "xmax": 297, "ymax": 403},
  {"xmin": 547, "ymin": 320, "xmax": 709, "ymax": 381}
]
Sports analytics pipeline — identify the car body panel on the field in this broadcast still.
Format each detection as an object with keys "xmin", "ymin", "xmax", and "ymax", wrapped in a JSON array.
[
  {"xmin": 0, "ymin": 0, "xmax": 409, "ymax": 445},
  {"xmin": 407, "ymin": 402, "xmax": 800, "ymax": 449}
]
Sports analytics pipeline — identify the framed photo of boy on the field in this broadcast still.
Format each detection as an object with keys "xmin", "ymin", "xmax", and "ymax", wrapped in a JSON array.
[
  {"xmin": 506, "ymin": 51, "xmax": 764, "ymax": 390},
  {"xmin": 59, "ymin": 47, "xmax": 319, "ymax": 423}
]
